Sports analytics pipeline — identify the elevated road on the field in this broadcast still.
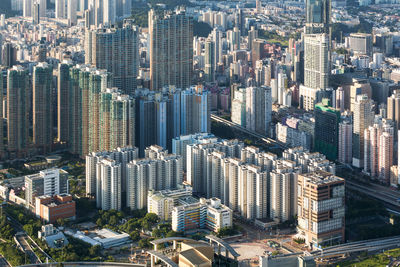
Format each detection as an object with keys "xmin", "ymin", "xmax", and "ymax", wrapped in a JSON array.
[
  {"xmin": 346, "ymin": 180, "xmax": 400, "ymax": 212},
  {"xmin": 211, "ymin": 114, "xmax": 288, "ymax": 149},
  {"xmin": 311, "ymin": 235, "xmax": 400, "ymax": 258}
]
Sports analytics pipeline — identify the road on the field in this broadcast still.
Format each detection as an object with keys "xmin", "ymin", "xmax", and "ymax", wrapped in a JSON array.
[
  {"xmin": 0, "ymin": 255, "xmax": 11, "ymax": 267},
  {"xmin": 3, "ymin": 209, "xmax": 42, "ymax": 264},
  {"xmin": 15, "ymin": 233, "xmax": 41, "ymax": 264},
  {"xmin": 211, "ymin": 114, "xmax": 288, "ymax": 149},
  {"xmin": 311, "ymin": 235, "xmax": 400, "ymax": 258},
  {"xmin": 346, "ymin": 180, "xmax": 400, "ymax": 212}
]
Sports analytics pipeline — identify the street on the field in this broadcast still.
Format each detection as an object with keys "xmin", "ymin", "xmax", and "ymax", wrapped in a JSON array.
[
  {"xmin": 15, "ymin": 233, "xmax": 41, "ymax": 264},
  {"xmin": 0, "ymin": 255, "xmax": 11, "ymax": 267}
]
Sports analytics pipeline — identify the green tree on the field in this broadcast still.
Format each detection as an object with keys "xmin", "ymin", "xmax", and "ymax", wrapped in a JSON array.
[
  {"xmin": 109, "ymin": 215, "xmax": 118, "ymax": 226},
  {"xmin": 138, "ymin": 238, "xmax": 153, "ymax": 248},
  {"xmin": 89, "ymin": 245, "xmax": 101, "ymax": 257},
  {"xmin": 130, "ymin": 231, "xmax": 140, "ymax": 241}
]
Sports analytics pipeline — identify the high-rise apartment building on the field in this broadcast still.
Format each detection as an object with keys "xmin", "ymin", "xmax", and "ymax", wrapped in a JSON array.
[
  {"xmin": 67, "ymin": 0, "xmax": 77, "ymax": 25},
  {"xmin": 338, "ymin": 114, "xmax": 353, "ymax": 164},
  {"xmin": 227, "ymin": 27, "xmax": 240, "ymax": 52},
  {"xmin": 96, "ymin": 158, "xmax": 122, "ymax": 210},
  {"xmin": 245, "ymin": 86, "xmax": 272, "ymax": 136},
  {"xmin": 90, "ymin": 0, "xmax": 129, "ymax": 25},
  {"xmin": 251, "ymin": 39, "xmax": 266, "ymax": 67},
  {"xmin": 7, "ymin": 65, "xmax": 29, "ymax": 158},
  {"xmin": 352, "ymin": 94, "xmax": 374, "ymax": 168},
  {"xmin": 387, "ymin": 90, "xmax": 400, "ymax": 133},
  {"xmin": 239, "ymin": 164, "xmax": 268, "ymax": 220},
  {"xmin": 172, "ymin": 133, "xmax": 218, "ymax": 170},
  {"xmin": 126, "ymin": 153, "xmax": 182, "ymax": 210},
  {"xmin": 350, "ymin": 78, "xmax": 372, "ymax": 112},
  {"xmin": 88, "ymin": 70, "xmax": 112, "ymax": 153},
  {"xmin": 270, "ymin": 168, "xmax": 299, "ymax": 222},
  {"xmin": 364, "ymin": 117, "xmax": 394, "ymax": 182},
  {"xmin": 314, "ymin": 100, "xmax": 340, "ymax": 160},
  {"xmin": 231, "ymin": 87, "xmax": 246, "ymax": 127},
  {"xmin": 23, "ymin": 0, "xmax": 32, "ymax": 17},
  {"xmin": 186, "ymin": 140, "xmax": 243, "ymax": 197},
  {"xmin": 55, "ymin": 0, "xmax": 66, "ymax": 19},
  {"xmin": 297, "ymin": 171, "xmax": 345, "ymax": 248},
  {"xmin": 0, "ymin": 74, "xmax": 3, "ymax": 158},
  {"xmin": 85, "ymin": 21, "xmax": 139, "ymax": 95},
  {"xmin": 86, "ymin": 146, "xmax": 138, "ymax": 196},
  {"xmin": 149, "ymin": 9, "xmax": 193, "ymax": 91},
  {"xmin": 32, "ymin": 2, "xmax": 40, "ymax": 24},
  {"xmin": 58, "ymin": 61, "xmax": 73, "ymax": 146},
  {"xmin": 38, "ymin": 0, "xmax": 46, "ymax": 17},
  {"xmin": 204, "ymin": 39, "xmax": 215, "ymax": 83},
  {"xmin": 211, "ymin": 28, "xmax": 222, "ymax": 67},
  {"xmin": 99, "ymin": 88, "xmax": 135, "ymax": 151},
  {"xmin": 33, "ymin": 62, "xmax": 53, "ymax": 154},
  {"xmin": 135, "ymin": 86, "xmax": 210, "ymax": 155}
]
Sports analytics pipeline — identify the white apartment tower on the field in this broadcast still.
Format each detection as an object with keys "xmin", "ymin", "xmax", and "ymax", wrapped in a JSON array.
[{"xmin": 96, "ymin": 158, "xmax": 122, "ymax": 210}]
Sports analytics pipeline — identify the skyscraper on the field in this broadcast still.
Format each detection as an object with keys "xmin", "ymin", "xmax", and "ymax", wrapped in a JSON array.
[
  {"xmin": 38, "ymin": 0, "xmax": 46, "ymax": 17},
  {"xmin": 387, "ymin": 90, "xmax": 400, "ymax": 132},
  {"xmin": 245, "ymin": 86, "xmax": 272, "ymax": 136},
  {"xmin": 0, "ymin": 73, "xmax": 3, "ymax": 158},
  {"xmin": 238, "ymin": 164, "xmax": 268, "ymax": 220},
  {"xmin": 364, "ymin": 118, "xmax": 394, "ymax": 182},
  {"xmin": 180, "ymin": 86, "xmax": 211, "ymax": 135},
  {"xmin": 126, "ymin": 152, "xmax": 183, "ymax": 210},
  {"xmin": 86, "ymin": 146, "xmax": 138, "ymax": 196},
  {"xmin": 211, "ymin": 28, "xmax": 222, "ymax": 67},
  {"xmin": 314, "ymin": 99, "xmax": 340, "ymax": 160},
  {"xmin": 149, "ymin": 9, "xmax": 193, "ymax": 91},
  {"xmin": 32, "ymin": 2, "xmax": 40, "ymax": 24},
  {"xmin": 33, "ymin": 62, "xmax": 53, "ymax": 154},
  {"xmin": 270, "ymin": 168, "xmax": 298, "ymax": 222},
  {"xmin": 96, "ymin": 158, "xmax": 122, "ymax": 210},
  {"xmin": 7, "ymin": 66, "xmax": 29, "ymax": 158},
  {"xmin": 305, "ymin": 0, "xmax": 331, "ymax": 34},
  {"xmin": 352, "ymin": 94, "xmax": 374, "ymax": 168},
  {"xmin": 23, "ymin": 0, "xmax": 32, "ymax": 17},
  {"xmin": 2, "ymin": 42, "xmax": 17, "ymax": 68},
  {"xmin": 55, "ymin": 0, "xmax": 66, "ymax": 19},
  {"xmin": 58, "ymin": 62, "xmax": 72, "ymax": 145},
  {"xmin": 204, "ymin": 39, "xmax": 215, "ymax": 83},
  {"xmin": 99, "ymin": 88, "xmax": 135, "ymax": 151},
  {"xmin": 88, "ymin": 69, "xmax": 112, "ymax": 153},
  {"xmin": 103, "ymin": 0, "xmax": 116, "ymax": 25},
  {"xmin": 85, "ymin": 20, "xmax": 139, "ymax": 95},
  {"xmin": 338, "ymin": 114, "xmax": 352, "ymax": 164},
  {"xmin": 303, "ymin": 34, "xmax": 330, "ymax": 90},
  {"xmin": 58, "ymin": 62, "xmax": 85, "ymax": 155},
  {"xmin": 67, "ymin": 0, "xmax": 77, "ymax": 25}
]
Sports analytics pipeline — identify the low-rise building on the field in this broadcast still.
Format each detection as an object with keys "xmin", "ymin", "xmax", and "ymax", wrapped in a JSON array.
[
  {"xmin": 38, "ymin": 224, "xmax": 69, "ymax": 248},
  {"xmin": 35, "ymin": 194, "xmax": 76, "ymax": 223},
  {"xmin": 172, "ymin": 197, "xmax": 232, "ymax": 233},
  {"xmin": 147, "ymin": 186, "xmax": 193, "ymax": 221}
]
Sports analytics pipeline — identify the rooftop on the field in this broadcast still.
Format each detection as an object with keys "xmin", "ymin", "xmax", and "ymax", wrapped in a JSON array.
[{"xmin": 301, "ymin": 171, "xmax": 344, "ymax": 185}]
